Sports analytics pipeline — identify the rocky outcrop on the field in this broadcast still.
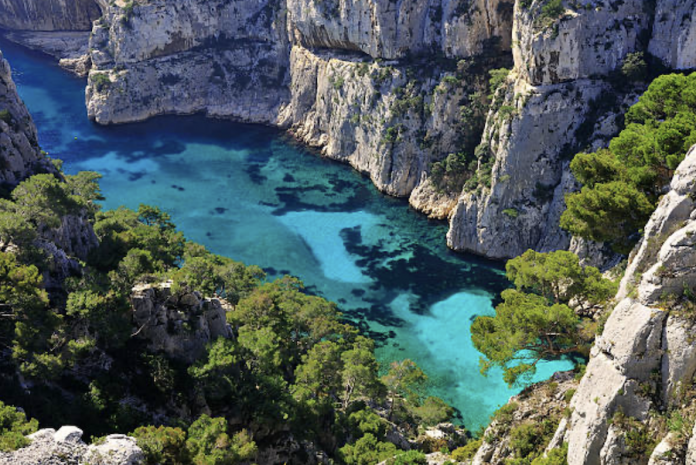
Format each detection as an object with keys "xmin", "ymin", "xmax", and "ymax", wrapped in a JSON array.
[
  {"xmin": 279, "ymin": 46, "xmax": 491, "ymax": 199},
  {"xmin": 287, "ymin": 0, "xmax": 514, "ymax": 60},
  {"xmin": 513, "ymin": 0, "xmax": 648, "ymax": 86},
  {"xmin": 130, "ymin": 282, "xmax": 232, "ymax": 363},
  {"xmin": 447, "ymin": 0, "xmax": 648, "ymax": 258},
  {"xmin": 86, "ymin": 0, "xmax": 290, "ymax": 124},
  {"xmin": 649, "ymin": 0, "xmax": 696, "ymax": 70},
  {"xmin": 3, "ymin": 31, "xmax": 92, "ymax": 76},
  {"xmin": 559, "ymin": 146, "xmax": 696, "ymax": 465},
  {"xmin": 0, "ymin": 49, "xmax": 54, "ymax": 191},
  {"xmin": 0, "ymin": 426, "xmax": 144, "ymax": 465},
  {"xmin": 447, "ymin": 75, "xmax": 610, "ymax": 258},
  {"xmin": 0, "ymin": 0, "xmax": 101, "ymax": 31},
  {"xmin": 472, "ymin": 371, "xmax": 578, "ymax": 465}
]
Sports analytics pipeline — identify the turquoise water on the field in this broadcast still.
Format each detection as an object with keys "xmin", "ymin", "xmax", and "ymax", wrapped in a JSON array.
[{"xmin": 0, "ymin": 37, "xmax": 573, "ymax": 430}]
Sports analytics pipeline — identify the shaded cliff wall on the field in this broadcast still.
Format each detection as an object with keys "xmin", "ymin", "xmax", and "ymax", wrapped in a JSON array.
[{"xmin": 0, "ymin": 0, "xmax": 101, "ymax": 31}]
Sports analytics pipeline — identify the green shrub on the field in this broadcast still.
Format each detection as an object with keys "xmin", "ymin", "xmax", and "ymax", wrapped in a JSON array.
[
  {"xmin": 389, "ymin": 450, "xmax": 427, "ymax": 465},
  {"xmin": 541, "ymin": 0, "xmax": 565, "ymax": 20},
  {"xmin": 0, "ymin": 401, "xmax": 39, "ymax": 452},
  {"xmin": 622, "ymin": 52, "xmax": 648, "ymax": 82},
  {"xmin": 0, "ymin": 109, "xmax": 12, "ymax": 125},
  {"xmin": 130, "ymin": 425, "xmax": 188, "ymax": 465},
  {"xmin": 451, "ymin": 439, "xmax": 482, "ymax": 461},
  {"xmin": 91, "ymin": 73, "xmax": 111, "ymax": 93},
  {"xmin": 186, "ymin": 415, "xmax": 256, "ymax": 465},
  {"xmin": 502, "ymin": 208, "xmax": 519, "ymax": 218}
]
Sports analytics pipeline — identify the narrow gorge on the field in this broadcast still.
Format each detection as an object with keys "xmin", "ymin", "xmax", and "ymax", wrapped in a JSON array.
[{"xmin": 1, "ymin": 0, "xmax": 696, "ymax": 464}]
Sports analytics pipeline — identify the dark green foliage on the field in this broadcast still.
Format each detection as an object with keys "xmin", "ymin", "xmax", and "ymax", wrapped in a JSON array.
[
  {"xmin": 0, "ymin": 110, "xmax": 12, "ymax": 125},
  {"xmin": 473, "ymin": 250, "xmax": 615, "ymax": 386},
  {"xmin": 488, "ymin": 68, "xmax": 510, "ymax": 99},
  {"xmin": 389, "ymin": 450, "xmax": 428, "ymax": 464},
  {"xmin": 186, "ymin": 416, "xmax": 256, "ymax": 465},
  {"xmin": 622, "ymin": 52, "xmax": 648, "ymax": 82},
  {"xmin": 541, "ymin": 0, "xmax": 565, "ymax": 20},
  {"xmin": 562, "ymin": 73, "xmax": 696, "ymax": 252},
  {"xmin": 172, "ymin": 243, "xmax": 264, "ymax": 304},
  {"xmin": 505, "ymin": 418, "xmax": 562, "ymax": 464},
  {"xmin": 91, "ymin": 73, "xmax": 111, "ymax": 93},
  {"xmin": 451, "ymin": 439, "xmax": 482, "ymax": 461},
  {"xmin": 0, "ymin": 168, "xmax": 451, "ymax": 461},
  {"xmin": 339, "ymin": 433, "xmax": 399, "ymax": 465},
  {"xmin": 472, "ymin": 289, "xmax": 579, "ymax": 386},
  {"xmin": 0, "ymin": 401, "xmax": 38, "ymax": 452},
  {"xmin": 505, "ymin": 250, "xmax": 616, "ymax": 306},
  {"xmin": 531, "ymin": 443, "xmax": 568, "ymax": 465},
  {"xmin": 131, "ymin": 425, "xmax": 189, "ymax": 465}
]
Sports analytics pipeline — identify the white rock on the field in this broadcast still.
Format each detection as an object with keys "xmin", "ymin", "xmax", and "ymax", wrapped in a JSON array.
[{"xmin": 54, "ymin": 426, "xmax": 83, "ymax": 444}]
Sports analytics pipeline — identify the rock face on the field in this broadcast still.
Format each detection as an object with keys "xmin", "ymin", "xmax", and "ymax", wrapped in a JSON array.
[
  {"xmin": 649, "ymin": 0, "xmax": 696, "ymax": 70},
  {"xmin": 0, "ymin": 49, "xmax": 53, "ymax": 191},
  {"xmin": 279, "ymin": 46, "xmax": 491, "ymax": 200},
  {"xmin": 558, "ymin": 146, "xmax": 696, "ymax": 465},
  {"xmin": 86, "ymin": 0, "xmax": 291, "ymax": 125},
  {"xmin": 447, "ymin": 76, "xmax": 611, "ymax": 258},
  {"xmin": 513, "ymin": 0, "xmax": 648, "ymax": 86},
  {"xmin": 1, "ymin": 47, "xmax": 98, "ymax": 286},
  {"xmin": 130, "ymin": 282, "xmax": 232, "ymax": 363},
  {"xmin": 286, "ymin": 0, "xmax": 514, "ymax": 60},
  {"xmin": 3, "ymin": 31, "xmax": 92, "ymax": 76},
  {"xmin": 0, "ymin": 0, "xmax": 101, "ymax": 31},
  {"xmin": 0, "ymin": 427, "xmax": 144, "ymax": 465},
  {"xmin": 472, "ymin": 372, "xmax": 578, "ymax": 465},
  {"xmin": 446, "ymin": 0, "xmax": 651, "ymax": 258}
]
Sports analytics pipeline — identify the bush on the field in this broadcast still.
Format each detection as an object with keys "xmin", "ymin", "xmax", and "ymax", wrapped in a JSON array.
[
  {"xmin": 0, "ymin": 401, "xmax": 39, "ymax": 452},
  {"xmin": 186, "ymin": 415, "xmax": 257, "ymax": 465},
  {"xmin": 91, "ymin": 73, "xmax": 111, "ymax": 93},
  {"xmin": 339, "ymin": 433, "xmax": 398, "ymax": 465},
  {"xmin": 562, "ymin": 72, "xmax": 696, "ymax": 252},
  {"xmin": 451, "ymin": 439, "xmax": 482, "ymax": 461},
  {"xmin": 541, "ymin": 0, "xmax": 565, "ymax": 20},
  {"xmin": 622, "ymin": 52, "xmax": 648, "ymax": 82},
  {"xmin": 389, "ymin": 450, "xmax": 427, "ymax": 465},
  {"xmin": 130, "ymin": 425, "xmax": 188, "ymax": 465}
]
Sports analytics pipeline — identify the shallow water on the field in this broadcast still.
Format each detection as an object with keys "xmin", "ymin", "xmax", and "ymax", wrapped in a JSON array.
[{"xmin": 0, "ymin": 37, "xmax": 573, "ymax": 430}]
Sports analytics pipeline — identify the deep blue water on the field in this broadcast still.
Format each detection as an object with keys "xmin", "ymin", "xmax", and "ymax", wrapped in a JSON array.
[{"xmin": 0, "ymin": 37, "xmax": 572, "ymax": 430}]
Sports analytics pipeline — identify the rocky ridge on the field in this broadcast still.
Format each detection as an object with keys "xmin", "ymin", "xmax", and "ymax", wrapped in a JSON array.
[
  {"xmin": 130, "ymin": 281, "xmax": 232, "ymax": 364},
  {"xmin": 554, "ymin": 145, "xmax": 696, "ymax": 465},
  {"xmin": 0, "ymin": 48, "xmax": 53, "ymax": 191},
  {"xmin": 0, "ymin": 426, "xmax": 144, "ymax": 465}
]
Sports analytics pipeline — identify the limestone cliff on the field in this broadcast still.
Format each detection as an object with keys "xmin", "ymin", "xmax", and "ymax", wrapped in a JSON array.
[
  {"xmin": 278, "ymin": 46, "xmax": 492, "ymax": 201},
  {"xmin": 556, "ymin": 146, "xmax": 696, "ymax": 465},
  {"xmin": 0, "ymin": 49, "xmax": 53, "ymax": 191},
  {"xmin": 86, "ymin": 0, "xmax": 290, "ymax": 124},
  {"xmin": 0, "ymin": 426, "xmax": 143, "ymax": 465},
  {"xmin": 7, "ymin": 0, "xmax": 696, "ymax": 259},
  {"xmin": 286, "ymin": 0, "xmax": 513, "ymax": 60},
  {"xmin": 649, "ymin": 0, "xmax": 696, "ymax": 70},
  {"xmin": 0, "ymin": 0, "xmax": 101, "ymax": 31},
  {"xmin": 130, "ymin": 282, "xmax": 232, "ymax": 364},
  {"xmin": 447, "ymin": 0, "xmax": 649, "ymax": 258}
]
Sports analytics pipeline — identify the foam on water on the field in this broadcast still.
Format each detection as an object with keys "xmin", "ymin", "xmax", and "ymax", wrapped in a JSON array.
[{"xmin": 0, "ymin": 37, "xmax": 575, "ymax": 430}]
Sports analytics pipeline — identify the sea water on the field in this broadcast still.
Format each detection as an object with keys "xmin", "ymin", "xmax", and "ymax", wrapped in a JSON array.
[{"xmin": 0, "ymin": 37, "xmax": 573, "ymax": 430}]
